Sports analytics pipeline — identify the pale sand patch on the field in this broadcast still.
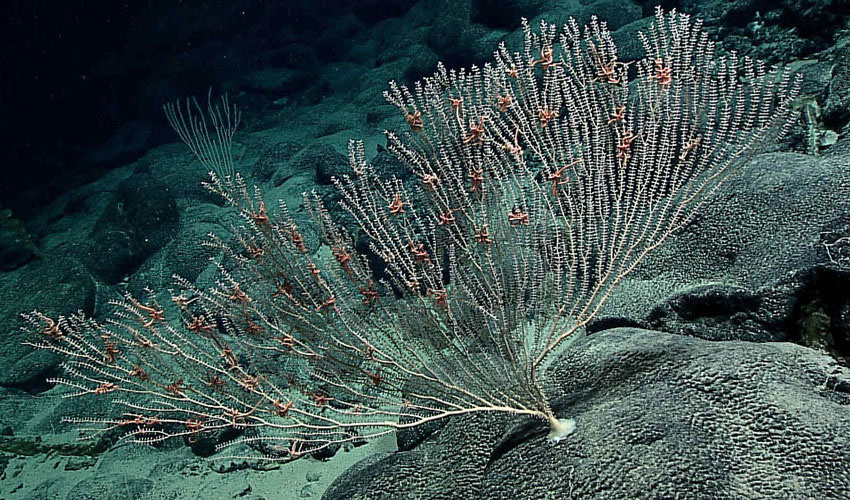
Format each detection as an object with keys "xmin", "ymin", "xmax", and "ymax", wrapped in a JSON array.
[{"xmin": 1, "ymin": 432, "xmax": 397, "ymax": 499}]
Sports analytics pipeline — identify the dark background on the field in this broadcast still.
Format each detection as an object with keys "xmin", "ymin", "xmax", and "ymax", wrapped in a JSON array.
[
  {"xmin": 0, "ymin": 0, "xmax": 410, "ymax": 220},
  {"xmin": 3, "ymin": 0, "xmax": 846, "ymax": 221}
]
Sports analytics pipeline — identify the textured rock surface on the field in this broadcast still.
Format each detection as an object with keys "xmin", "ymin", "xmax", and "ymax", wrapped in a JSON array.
[
  {"xmin": 324, "ymin": 328, "xmax": 850, "ymax": 499},
  {"xmin": 599, "ymin": 143, "xmax": 850, "ymax": 331}
]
